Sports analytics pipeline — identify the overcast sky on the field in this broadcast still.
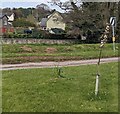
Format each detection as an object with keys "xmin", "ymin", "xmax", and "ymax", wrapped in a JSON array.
[{"xmin": 1, "ymin": 0, "xmax": 69, "ymax": 12}]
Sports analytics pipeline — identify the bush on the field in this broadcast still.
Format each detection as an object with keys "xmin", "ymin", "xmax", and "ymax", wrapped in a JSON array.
[
  {"xmin": 32, "ymin": 29, "xmax": 50, "ymax": 39},
  {"xmin": 3, "ymin": 32, "xmax": 14, "ymax": 38},
  {"xmin": 84, "ymin": 29, "xmax": 103, "ymax": 44},
  {"xmin": 3, "ymin": 28, "xmax": 71, "ymax": 39},
  {"xmin": 13, "ymin": 18, "xmax": 36, "ymax": 27}
]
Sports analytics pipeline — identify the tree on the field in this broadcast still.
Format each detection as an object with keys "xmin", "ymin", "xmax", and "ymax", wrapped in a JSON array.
[
  {"xmin": 13, "ymin": 18, "xmax": 36, "ymax": 27},
  {"xmin": 35, "ymin": 4, "xmax": 51, "ymax": 21},
  {"xmin": 2, "ymin": 8, "xmax": 12, "ymax": 15},
  {"xmin": 117, "ymin": 1, "xmax": 120, "ymax": 42},
  {"xmin": 26, "ymin": 15, "xmax": 38, "ymax": 26},
  {"xmin": 50, "ymin": 1, "xmax": 119, "ymax": 42},
  {"xmin": 12, "ymin": 8, "xmax": 23, "ymax": 19},
  {"xmin": 36, "ymin": 3, "xmax": 50, "ymax": 11},
  {"xmin": 18, "ymin": 8, "xmax": 34, "ymax": 18}
]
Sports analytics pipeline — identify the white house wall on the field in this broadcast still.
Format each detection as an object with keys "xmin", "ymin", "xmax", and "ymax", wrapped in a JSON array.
[
  {"xmin": 8, "ymin": 13, "xmax": 14, "ymax": 22},
  {"xmin": 46, "ymin": 12, "xmax": 65, "ymax": 30}
]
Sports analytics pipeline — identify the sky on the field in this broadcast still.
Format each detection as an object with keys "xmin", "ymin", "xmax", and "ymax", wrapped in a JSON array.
[
  {"xmin": 1, "ymin": 0, "xmax": 117, "ymax": 12},
  {"xmin": 0, "ymin": 0, "xmax": 68, "ymax": 13}
]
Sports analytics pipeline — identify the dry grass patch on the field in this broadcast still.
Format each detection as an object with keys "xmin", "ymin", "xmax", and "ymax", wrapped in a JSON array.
[
  {"xmin": 20, "ymin": 46, "xmax": 33, "ymax": 52},
  {"xmin": 45, "ymin": 47, "xmax": 57, "ymax": 54}
]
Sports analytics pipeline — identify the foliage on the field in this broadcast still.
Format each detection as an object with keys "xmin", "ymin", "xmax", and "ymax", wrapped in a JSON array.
[
  {"xmin": 18, "ymin": 8, "xmax": 35, "ymax": 18},
  {"xmin": 13, "ymin": 18, "xmax": 36, "ymax": 27},
  {"xmin": 2, "ymin": 6, "xmax": 50, "ymax": 22},
  {"xmin": 57, "ymin": 2, "xmax": 119, "ymax": 41},
  {"xmin": 2, "ymin": 8, "xmax": 12, "ymax": 15},
  {"xmin": 32, "ymin": 29, "xmax": 45, "ymax": 38},
  {"xmin": 2, "ymin": 62, "xmax": 118, "ymax": 112},
  {"xmin": 12, "ymin": 8, "xmax": 23, "ymax": 19},
  {"xmin": 26, "ymin": 15, "xmax": 38, "ymax": 25},
  {"xmin": 33, "ymin": 4, "xmax": 51, "ymax": 22},
  {"xmin": 36, "ymin": 3, "xmax": 50, "ymax": 11},
  {"xmin": 3, "ymin": 32, "xmax": 32, "ymax": 38},
  {"xmin": 2, "ymin": 2, "xmax": 119, "ymax": 41},
  {"xmin": 3, "ymin": 28, "xmax": 66, "ymax": 39},
  {"xmin": 117, "ymin": 2, "xmax": 120, "ymax": 41}
]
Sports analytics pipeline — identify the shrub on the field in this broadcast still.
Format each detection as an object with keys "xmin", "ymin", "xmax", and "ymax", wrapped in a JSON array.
[
  {"xmin": 13, "ymin": 18, "xmax": 36, "ymax": 27},
  {"xmin": 32, "ymin": 29, "xmax": 50, "ymax": 39},
  {"xmin": 3, "ymin": 32, "xmax": 14, "ymax": 38}
]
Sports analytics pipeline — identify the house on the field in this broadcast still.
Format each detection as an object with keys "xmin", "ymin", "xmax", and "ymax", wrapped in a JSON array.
[
  {"xmin": 0, "ymin": 14, "xmax": 9, "ymax": 34},
  {"xmin": 0, "ymin": 14, "xmax": 8, "ymax": 27},
  {"xmin": 0, "ymin": 14, "xmax": 14, "ymax": 34},
  {"xmin": 40, "ymin": 11, "xmax": 66, "ymax": 34},
  {"xmin": 7, "ymin": 13, "xmax": 15, "ymax": 26}
]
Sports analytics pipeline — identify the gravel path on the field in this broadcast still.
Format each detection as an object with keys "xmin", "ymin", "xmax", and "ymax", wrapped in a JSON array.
[{"xmin": 1, "ymin": 57, "xmax": 119, "ymax": 71}]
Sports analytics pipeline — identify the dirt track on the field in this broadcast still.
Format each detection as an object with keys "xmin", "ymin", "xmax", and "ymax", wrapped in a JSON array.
[{"xmin": 1, "ymin": 57, "xmax": 119, "ymax": 71}]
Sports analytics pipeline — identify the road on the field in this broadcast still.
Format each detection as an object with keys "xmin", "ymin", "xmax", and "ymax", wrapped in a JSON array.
[{"xmin": 1, "ymin": 57, "xmax": 119, "ymax": 71}]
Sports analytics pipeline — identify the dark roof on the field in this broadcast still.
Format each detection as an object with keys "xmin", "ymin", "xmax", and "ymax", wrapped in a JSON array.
[
  {"xmin": 40, "ymin": 18, "xmax": 47, "ymax": 27},
  {"xmin": 0, "ymin": 14, "xmax": 8, "ymax": 19}
]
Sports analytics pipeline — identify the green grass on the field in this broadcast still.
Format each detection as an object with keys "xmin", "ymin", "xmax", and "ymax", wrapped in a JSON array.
[
  {"xmin": 2, "ymin": 43, "xmax": 119, "ymax": 64},
  {"xmin": 2, "ymin": 62, "xmax": 118, "ymax": 112}
]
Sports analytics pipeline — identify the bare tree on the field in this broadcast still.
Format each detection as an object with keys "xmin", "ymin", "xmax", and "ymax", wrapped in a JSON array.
[
  {"xmin": 48, "ymin": 0, "xmax": 80, "ymax": 11},
  {"xmin": 36, "ymin": 3, "xmax": 50, "ymax": 11}
]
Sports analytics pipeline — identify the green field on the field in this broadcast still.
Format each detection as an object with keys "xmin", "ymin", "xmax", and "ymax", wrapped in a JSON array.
[
  {"xmin": 2, "ymin": 62, "xmax": 118, "ymax": 112},
  {"xmin": 2, "ymin": 43, "xmax": 119, "ymax": 64}
]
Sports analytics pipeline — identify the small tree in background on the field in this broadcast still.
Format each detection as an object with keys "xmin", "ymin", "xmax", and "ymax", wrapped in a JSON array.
[{"xmin": 13, "ymin": 18, "xmax": 36, "ymax": 27}]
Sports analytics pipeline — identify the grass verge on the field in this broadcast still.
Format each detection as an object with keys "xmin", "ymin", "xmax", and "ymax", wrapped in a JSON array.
[
  {"xmin": 2, "ymin": 43, "xmax": 119, "ymax": 64},
  {"xmin": 2, "ymin": 62, "xmax": 118, "ymax": 112}
]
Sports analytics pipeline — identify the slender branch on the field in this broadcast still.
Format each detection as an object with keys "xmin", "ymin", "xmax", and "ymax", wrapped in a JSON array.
[{"xmin": 48, "ymin": 0, "xmax": 79, "ymax": 12}]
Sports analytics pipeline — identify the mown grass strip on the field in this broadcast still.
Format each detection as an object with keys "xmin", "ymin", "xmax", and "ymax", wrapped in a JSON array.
[
  {"xmin": 2, "ymin": 62, "xmax": 118, "ymax": 112},
  {"xmin": 2, "ymin": 43, "xmax": 119, "ymax": 64}
]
